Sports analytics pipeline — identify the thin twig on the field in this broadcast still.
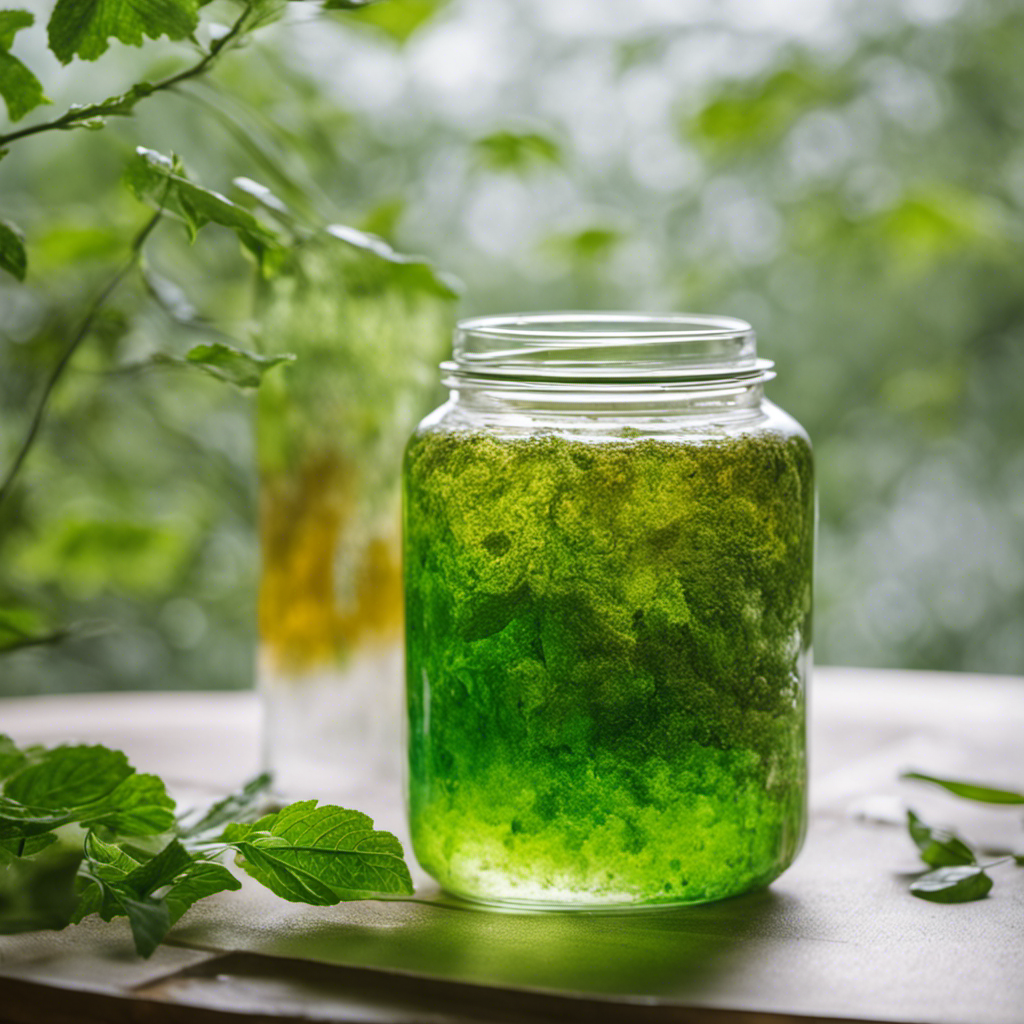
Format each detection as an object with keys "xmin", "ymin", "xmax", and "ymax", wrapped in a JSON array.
[
  {"xmin": 0, "ymin": 8, "xmax": 251, "ymax": 148},
  {"xmin": 0, "ymin": 208, "xmax": 164, "ymax": 510}
]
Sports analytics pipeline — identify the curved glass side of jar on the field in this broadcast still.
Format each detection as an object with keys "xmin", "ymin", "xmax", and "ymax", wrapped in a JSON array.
[{"xmin": 402, "ymin": 314, "xmax": 814, "ymax": 908}]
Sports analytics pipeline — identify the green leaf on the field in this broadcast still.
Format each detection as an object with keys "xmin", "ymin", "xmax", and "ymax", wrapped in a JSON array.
[
  {"xmin": 873, "ymin": 186, "xmax": 1005, "ymax": 278},
  {"xmin": 71, "ymin": 830, "xmax": 140, "ymax": 924},
  {"xmin": 46, "ymin": 0, "xmax": 200, "ymax": 64},
  {"xmin": 122, "ymin": 838, "xmax": 193, "ymax": 894},
  {"xmin": 78, "ymin": 831, "xmax": 172, "ymax": 955},
  {"xmin": 119, "ymin": 838, "xmax": 239, "ymax": 926},
  {"xmin": 232, "ymin": 177, "xmax": 296, "ymax": 225},
  {"xmin": 0, "ymin": 803, "xmax": 74, "ymax": 842},
  {"xmin": 233, "ymin": 0, "xmax": 287, "ymax": 33},
  {"xmin": 0, "ymin": 604, "xmax": 43, "ymax": 647},
  {"xmin": 0, "ymin": 51, "xmax": 48, "ymax": 122},
  {"xmin": 178, "ymin": 772, "xmax": 273, "ymax": 839},
  {"xmin": 0, "ymin": 601, "xmax": 66, "ymax": 654},
  {"xmin": 357, "ymin": 197, "xmax": 406, "ymax": 242},
  {"xmin": 0, "ymin": 735, "xmax": 26, "ymax": 782},
  {"xmin": 183, "ymin": 342, "xmax": 295, "ymax": 389},
  {"xmin": 325, "ymin": 224, "xmax": 461, "ymax": 300},
  {"xmin": 0, "ymin": 11, "xmax": 49, "ymax": 122},
  {"xmin": 0, "ymin": 8, "xmax": 31, "ymax": 50},
  {"xmin": 163, "ymin": 860, "xmax": 240, "ymax": 924},
  {"xmin": 2, "ymin": 741, "xmax": 411, "ymax": 956},
  {"xmin": 126, "ymin": 147, "xmax": 285, "ymax": 269},
  {"xmin": 5, "ymin": 745, "xmax": 132, "ymax": 809},
  {"xmin": 0, "ymin": 217, "xmax": 26, "ymax": 281},
  {"xmin": 76, "ymin": 834, "xmax": 238, "ymax": 942},
  {"xmin": 474, "ymin": 131, "xmax": 562, "ymax": 174},
  {"xmin": 334, "ymin": 0, "xmax": 449, "ymax": 43},
  {"xmin": 82, "ymin": 830, "xmax": 141, "ymax": 881},
  {"xmin": 688, "ymin": 62, "xmax": 852, "ymax": 157},
  {"xmin": 907, "ymin": 810, "xmax": 976, "ymax": 868},
  {"xmin": 227, "ymin": 800, "xmax": 414, "ymax": 904},
  {"xmin": 902, "ymin": 771, "xmax": 1024, "ymax": 805},
  {"xmin": 15, "ymin": 517, "xmax": 191, "ymax": 598},
  {"xmin": 230, "ymin": 840, "xmax": 335, "ymax": 903},
  {"xmin": 68, "ymin": 881, "xmax": 102, "ymax": 925},
  {"xmin": 544, "ymin": 226, "xmax": 624, "ymax": 266},
  {"xmin": 96, "ymin": 878, "xmax": 170, "ymax": 956},
  {"xmin": 910, "ymin": 865, "xmax": 993, "ymax": 904},
  {"xmin": 0, "ymin": 832, "xmax": 58, "ymax": 858},
  {"xmin": 80, "ymin": 773, "xmax": 176, "ymax": 836},
  {"xmin": 0, "ymin": 746, "xmax": 175, "ymax": 846}
]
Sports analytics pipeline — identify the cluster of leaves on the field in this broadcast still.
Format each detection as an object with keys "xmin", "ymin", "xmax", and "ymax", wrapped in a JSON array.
[
  {"xmin": 119, "ymin": 142, "xmax": 455, "ymax": 374},
  {"xmin": 902, "ymin": 771, "xmax": 1024, "ymax": 903},
  {"xmin": 0, "ymin": 0, "xmax": 459, "ymax": 666},
  {"xmin": 0, "ymin": 735, "xmax": 413, "ymax": 956},
  {"xmin": 0, "ymin": 0, "xmax": 427, "ymax": 148},
  {"xmin": 0, "ymin": 0, "xmax": 317, "ymax": 551},
  {"xmin": 0, "ymin": 0, "xmax": 337, "ymax": 280}
]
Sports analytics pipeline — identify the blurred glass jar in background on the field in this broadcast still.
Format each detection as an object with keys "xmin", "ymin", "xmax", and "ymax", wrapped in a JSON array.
[{"xmin": 257, "ymin": 227, "xmax": 455, "ymax": 796}]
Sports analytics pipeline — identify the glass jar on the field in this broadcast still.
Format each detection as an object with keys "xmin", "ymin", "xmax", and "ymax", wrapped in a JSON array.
[
  {"xmin": 403, "ymin": 312, "xmax": 814, "ymax": 908},
  {"xmin": 256, "ymin": 229, "xmax": 452, "ymax": 797}
]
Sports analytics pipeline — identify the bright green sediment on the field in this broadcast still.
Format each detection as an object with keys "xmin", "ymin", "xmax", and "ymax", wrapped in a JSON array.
[{"xmin": 403, "ymin": 428, "xmax": 814, "ymax": 906}]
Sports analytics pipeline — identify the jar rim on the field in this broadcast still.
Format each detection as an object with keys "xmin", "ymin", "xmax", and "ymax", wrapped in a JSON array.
[
  {"xmin": 457, "ymin": 311, "xmax": 754, "ymax": 343},
  {"xmin": 450, "ymin": 310, "xmax": 771, "ymax": 384}
]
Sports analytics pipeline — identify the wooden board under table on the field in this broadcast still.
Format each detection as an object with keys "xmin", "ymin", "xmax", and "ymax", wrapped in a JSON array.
[{"xmin": 1, "ymin": 666, "xmax": 1022, "ymax": 1024}]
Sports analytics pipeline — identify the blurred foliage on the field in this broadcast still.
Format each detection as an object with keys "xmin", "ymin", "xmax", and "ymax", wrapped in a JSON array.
[
  {"xmin": 336, "ymin": 0, "xmax": 452, "ymax": 44},
  {"xmin": 473, "ymin": 131, "xmax": 563, "ymax": 174},
  {"xmin": 1, "ymin": 0, "xmax": 1023, "ymax": 695},
  {"xmin": 690, "ymin": 61, "xmax": 856, "ymax": 158}
]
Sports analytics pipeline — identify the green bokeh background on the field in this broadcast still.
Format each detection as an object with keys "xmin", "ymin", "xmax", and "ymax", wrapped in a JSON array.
[{"xmin": 2, "ymin": 0, "xmax": 1022, "ymax": 695}]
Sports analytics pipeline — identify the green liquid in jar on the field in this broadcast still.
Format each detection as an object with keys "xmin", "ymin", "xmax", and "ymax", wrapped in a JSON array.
[{"xmin": 403, "ymin": 428, "xmax": 814, "ymax": 907}]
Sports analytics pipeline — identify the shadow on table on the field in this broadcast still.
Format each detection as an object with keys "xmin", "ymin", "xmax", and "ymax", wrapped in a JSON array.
[{"xmin": 179, "ymin": 886, "xmax": 801, "ymax": 999}]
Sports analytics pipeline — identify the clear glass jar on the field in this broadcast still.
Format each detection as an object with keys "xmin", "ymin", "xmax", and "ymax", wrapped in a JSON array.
[
  {"xmin": 256, "ymin": 231, "xmax": 451, "ymax": 797},
  {"xmin": 402, "ymin": 313, "xmax": 814, "ymax": 908}
]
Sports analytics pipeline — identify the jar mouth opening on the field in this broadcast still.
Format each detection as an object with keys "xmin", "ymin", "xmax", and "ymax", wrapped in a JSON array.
[
  {"xmin": 451, "ymin": 311, "xmax": 769, "ymax": 384},
  {"xmin": 458, "ymin": 311, "xmax": 754, "ymax": 343}
]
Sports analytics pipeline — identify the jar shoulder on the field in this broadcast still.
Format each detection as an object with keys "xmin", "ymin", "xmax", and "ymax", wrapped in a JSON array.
[
  {"xmin": 760, "ymin": 399, "xmax": 812, "ymax": 447},
  {"xmin": 410, "ymin": 397, "xmax": 811, "ymax": 448}
]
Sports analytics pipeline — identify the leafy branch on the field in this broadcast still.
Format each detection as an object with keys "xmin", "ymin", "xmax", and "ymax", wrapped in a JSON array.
[
  {"xmin": 0, "ymin": 3, "xmax": 256, "ymax": 149},
  {"xmin": 0, "ymin": 0, "xmax": 308, "ymax": 281},
  {"xmin": 0, "ymin": 737, "xmax": 413, "ymax": 956},
  {"xmin": 0, "ymin": 205, "xmax": 165, "ymax": 512},
  {"xmin": 0, "ymin": 145, "xmax": 300, "ymax": 520},
  {"xmin": 0, "ymin": 0, "xmax": 450, "ymax": 662}
]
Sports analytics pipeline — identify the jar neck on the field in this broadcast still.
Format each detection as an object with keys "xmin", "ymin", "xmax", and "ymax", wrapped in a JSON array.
[
  {"xmin": 441, "ymin": 312, "xmax": 773, "ymax": 427},
  {"xmin": 446, "ymin": 377, "xmax": 768, "ymax": 427}
]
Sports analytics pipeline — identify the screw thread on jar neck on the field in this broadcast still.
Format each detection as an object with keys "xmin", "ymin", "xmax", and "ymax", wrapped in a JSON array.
[{"xmin": 442, "ymin": 311, "xmax": 774, "ymax": 422}]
